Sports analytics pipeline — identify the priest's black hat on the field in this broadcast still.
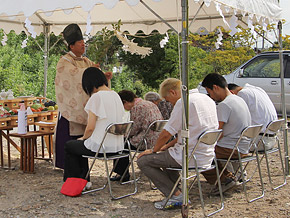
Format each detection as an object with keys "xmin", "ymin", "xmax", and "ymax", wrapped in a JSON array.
[{"xmin": 63, "ymin": 24, "xmax": 83, "ymax": 45}]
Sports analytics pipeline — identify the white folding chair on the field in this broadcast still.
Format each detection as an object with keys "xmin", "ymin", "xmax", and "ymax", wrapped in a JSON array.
[
  {"xmin": 217, "ymin": 124, "xmax": 264, "ymax": 203},
  {"xmin": 120, "ymin": 120, "xmax": 168, "ymax": 187},
  {"xmin": 257, "ymin": 119, "xmax": 287, "ymax": 190},
  {"xmin": 163, "ymin": 129, "xmax": 224, "ymax": 217},
  {"xmin": 82, "ymin": 121, "xmax": 137, "ymax": 200}
]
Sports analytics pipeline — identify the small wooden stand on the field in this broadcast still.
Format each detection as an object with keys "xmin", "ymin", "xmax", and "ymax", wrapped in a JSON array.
[
  {"xmin": 35, "ymin": 121, "xmax": 56, "ymax": 133},
  {"xmin": 8, "ymin": 115, "xmax": 18, "ymax": 127},
  {"xmin": 0, "ymin": 117, "xmax": 10, "ymax": 128},
  {"xmin": 35, "ymin": 121, "xmax": 56, "ymax": 158},
  {"xmin": 3, "ymin": 99, "xmax": 21, "ymax": 110},
  {"xmin": 27, "ymin": 114, "xmax": 38, "ymax": 125},
  {"xmin": 48, "ymin": 110, "xmax": 58, "ymax": 122},
  {"xmin": 10, "ymin": 131, "xmax": 54, "ymax": 173},
  {"xmin": 18, "ymin": 97, "xmax": 37, "ymax": 108},
  {"xmin": 35, "ymin": 112, "xmax": 51, "ymax": 122}
]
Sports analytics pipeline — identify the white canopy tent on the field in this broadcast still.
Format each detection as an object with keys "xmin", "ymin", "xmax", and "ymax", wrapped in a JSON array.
[
  {"xmin": 0, "ymin": 0, "xmax": 282, "ymax": 36},
  {"xmin": 0, "ymin": 0, "xmax": 284, "ymax": 216}
]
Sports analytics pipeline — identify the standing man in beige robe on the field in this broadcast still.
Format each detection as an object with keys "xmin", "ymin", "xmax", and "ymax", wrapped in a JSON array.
[{"xmin": 54, "ymin": 24, "xmax": 112, "ymax": 169}]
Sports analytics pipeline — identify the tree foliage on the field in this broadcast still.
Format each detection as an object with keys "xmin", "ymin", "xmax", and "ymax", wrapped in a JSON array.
[
  {"xmin": 0, "ymin": 22, "xmax": 280, "ymax": 101},
  {"xmin": 0, "ymin": 31, "xmax": 57, "ymax": 99}
]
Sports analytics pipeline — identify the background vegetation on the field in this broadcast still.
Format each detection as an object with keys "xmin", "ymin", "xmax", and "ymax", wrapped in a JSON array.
[{"xmin": 0, "ymin": 24, "xmax": 288, "ymax": 101}]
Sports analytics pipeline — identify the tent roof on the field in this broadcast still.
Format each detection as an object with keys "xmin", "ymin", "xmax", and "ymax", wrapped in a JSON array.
[{"xmin": 0, "ymin": 0, "xmax": 282, "ymax": 36}]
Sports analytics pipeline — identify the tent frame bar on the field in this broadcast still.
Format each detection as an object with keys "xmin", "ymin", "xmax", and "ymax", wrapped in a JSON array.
[
  {"xmin": 188, "ymin": 1, "xmax": 204, "ymax": 29},
  {"xmin": 140, "ymin": 0, "xmax": 178, "ymax": 34},
  {"xmin": 238, "ymin": 18, "xmax": 276, "ymax": 47}
]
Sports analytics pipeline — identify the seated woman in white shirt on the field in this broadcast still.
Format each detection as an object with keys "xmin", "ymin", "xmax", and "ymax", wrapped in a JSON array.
[{"xmin": 63, "ymin": 67, "xmax": 125, "ymax": 185}]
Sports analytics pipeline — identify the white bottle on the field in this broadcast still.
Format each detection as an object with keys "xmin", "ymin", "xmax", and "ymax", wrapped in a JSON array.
[{"xmin": 18, "ymin": 103, "xmax": 27, "ymax": 134}]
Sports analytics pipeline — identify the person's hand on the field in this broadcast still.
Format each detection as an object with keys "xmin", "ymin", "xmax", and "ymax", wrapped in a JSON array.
[
  {"xmin": 137, "ymin": 149, "xmax": 153, "ymax": 159},
  {"xmin": 160, "ymin": 144, "xmax": 169, "ymax": 151},
  {"xmin": 104, "ymin": 71, "xmax": 113, "ymax": 80},
  {"xmin": 77, "ymin": 137, "xmax": 84, "ymax": 140},
  {"xmin": 92, "ymin": 63, "xmax": 100, "ymax": 69}
]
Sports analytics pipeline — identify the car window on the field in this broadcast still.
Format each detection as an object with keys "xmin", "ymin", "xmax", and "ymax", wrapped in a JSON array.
[
  {"xmin": 242, "ymin": 56, "xmax": 280, "ymax": 78},
  {"xmin": 285, "ymin": 55, "xmax": 290, "ymax": 78}
]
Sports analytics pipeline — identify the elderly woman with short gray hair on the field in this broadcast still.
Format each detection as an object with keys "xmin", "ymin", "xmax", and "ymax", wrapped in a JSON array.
[{"xmin": 144, "ymin": 91, "xmax": 173, "ymax": 120}]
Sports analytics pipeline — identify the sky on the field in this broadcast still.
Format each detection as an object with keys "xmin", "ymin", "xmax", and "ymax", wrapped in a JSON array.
[{"xmin": 280, "ymin": 0, "xmax": 290, "ymax": 36}]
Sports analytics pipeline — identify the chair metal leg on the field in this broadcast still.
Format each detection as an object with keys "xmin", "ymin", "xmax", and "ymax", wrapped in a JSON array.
[
  {"xmin": 245, "ymin": 150, "xmax": 264, "ymax": 203},
  {"xmin": 161, "ymin": 165, "xmax": 224, "ymax": 217},
  {"xmin": 196, "ymin": 169, "xmax": 206, "ymax": 216},
  {"xmin": 161, "ymin": 175, "xmax": 181, "ymax": 210},
  {"xmin": 149, "ymin": 179, "xmax": 157, "ymax": 190},
  {"xmin": 227, "ymin": 152, "xmax": 264, "ymax": 203},
  {"xmin": 202, "ymin": 159, "xmax": 224, "ymax": 217},
  {"xmin": 109, "ymin": 153, "xmax": 138, "ymax": 200},
  {"xmin": 205, "ymin": 158, "xmax": 224, "ymax": 217},
  {"xmin": 264, "ymin": 141, "xmax": 287, "ymax": 190},
  {"xmin": 83, "ymin": 155, "xmax": 138, "ymax": 199}
]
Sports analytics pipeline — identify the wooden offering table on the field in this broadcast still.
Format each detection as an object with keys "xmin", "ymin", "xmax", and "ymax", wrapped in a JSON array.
[
  {"xmin": 0, "ymin": 110, "xmax": 57, "ymax": 172},
  {"xmin": 10, "ymin": 131, "xmax": 54, "ymax": 173},
  {"xmin": 0, "ymin": 117, "xmax": 14, "ymax": 169}
]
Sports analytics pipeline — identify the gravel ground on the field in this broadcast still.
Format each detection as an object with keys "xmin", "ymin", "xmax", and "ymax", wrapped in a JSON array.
[{"xmin": 0, "ymin": 131, "xmax": 290, "ymax": 218}]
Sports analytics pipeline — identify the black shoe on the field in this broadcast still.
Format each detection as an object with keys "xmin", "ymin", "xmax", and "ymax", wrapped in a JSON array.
[{"xmin": 110, "ymin": 174, "xmax": 130, "ymax": 182}]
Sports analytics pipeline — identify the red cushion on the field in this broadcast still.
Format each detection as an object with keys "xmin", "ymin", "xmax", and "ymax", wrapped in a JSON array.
[{"xmin": 60, "ymin": 178, "xmax": 87, "ymax": 197}]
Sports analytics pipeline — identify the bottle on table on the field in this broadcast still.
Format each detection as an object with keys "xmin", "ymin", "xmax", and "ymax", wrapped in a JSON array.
[{"xmin": 18, "ymin": 102, "xmax": 27, "ymax": 134}]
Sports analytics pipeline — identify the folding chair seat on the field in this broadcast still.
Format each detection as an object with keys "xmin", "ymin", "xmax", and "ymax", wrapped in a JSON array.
[
  {"xmin": 217, "ymin": 124, "xmax": 264, "ymax": 203},
  {"xmin": 120, "ymin": 120, "xmax": 168, "ymax": 186},
  {"xmin": 82, "ymin": 121, "xmax": 137, "ymax": 200},
  {"xmin": 163, "ymin": 129, "xmax": 224, "ymax": 217},
  {"xmin": 257, "ymin": 119, "xmax": 286, "ymax": 190}
]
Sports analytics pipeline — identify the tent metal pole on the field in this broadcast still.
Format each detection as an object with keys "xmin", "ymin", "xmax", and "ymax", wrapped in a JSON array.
[
  {"xmin": 43, "ymin": 25, "xmax": 49, "ymax": 98},
  {"xmin": 278, "ymin": 21, "xmax": 289, "ymax": 175},
  {"xmin": 181, "ymin": 0, "xmax": 189, "ymax": 217}
]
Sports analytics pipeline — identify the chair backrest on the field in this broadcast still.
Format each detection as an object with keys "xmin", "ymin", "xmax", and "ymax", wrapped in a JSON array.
[
  {"xmin": 241, "ymin": 124, "xmax": 263, "ymax": 139},
  {"xmin": 135, "ymin": 120, "xmax": 168, "ymax": 151},
  {"xmin": 199, "ymin": 129, "xmax": 223, "ymax": 145},
  {"xmin": 106, "ymin": 121, "xmax": 134, "ymax": 136},
  {"xmin": 265, "ymin": 119, "xmax": 284, "ymax": 133},
  {"xmin": 148, "ymin": 120, "xmax": 168, "ymax": 132},
  {"xmin": 98, "ymin": 121, "xmax": 134, "ymax": 153},
  {"xmin": 217, "ymin": 124, "xmax": 263, "ymax": 185},
  {"xmin": 189, "ymin": 129, "xmax": 222, "ymax": 162},
  {"xmin": 233, "ymin": 124, "xmax": 263, "ymax": 153}
]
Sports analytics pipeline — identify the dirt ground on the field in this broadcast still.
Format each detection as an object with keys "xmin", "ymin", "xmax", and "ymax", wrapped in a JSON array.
[{"xmin": 1, "ymin": 130, "xmax": 290, "ymax": 218}]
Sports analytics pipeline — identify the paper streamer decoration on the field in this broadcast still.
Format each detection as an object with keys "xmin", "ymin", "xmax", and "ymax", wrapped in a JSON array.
[
  {"xmin": 215, "ymin": 28, "xmax": 223, "ymax": 49},
  {"xmin": 115, "ymin": 31, "xmax": 153, "ymax": 58},
  {"xmin": 25, "ymin": 18, "xmax": 36, "ymax": 38},
  {"xmin": 160, "ymin": 32, "xmax": 169, "ymax": 48},
  {"xmin": 21, "ymin": 37, "xmax": 28, "ymax": 48}
]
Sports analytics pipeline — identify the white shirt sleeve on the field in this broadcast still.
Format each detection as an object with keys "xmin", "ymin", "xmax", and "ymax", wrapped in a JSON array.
[
  {"xmin": 164, "ymin": 99, "xmax": 182, "ymax": 136},
  {"xmin": 84, "ymin": 93, "xmax": 107, "ymax": 120},
  {"xmin": 217, "ymin": 101, "xmax": 230, "ymax": 124}
]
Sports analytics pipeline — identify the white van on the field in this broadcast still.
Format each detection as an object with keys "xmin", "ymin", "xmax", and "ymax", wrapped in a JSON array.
[{"xmin": 198, "ymin": 51, "xmax": 290, "ymax": 116}]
